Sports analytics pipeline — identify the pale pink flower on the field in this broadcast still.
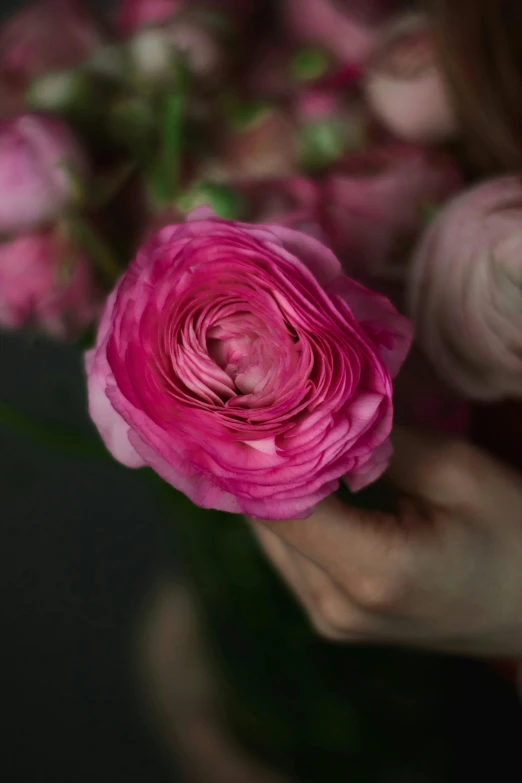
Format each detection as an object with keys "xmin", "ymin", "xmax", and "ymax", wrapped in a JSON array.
[
  {"xmin": 86, "ymin": 208, "xmax": 412, "ymax": 519},
  {"xmin": 409, "ymin": 176, "xmax": 522, "ymax": 401},
  {"xmin": 365, "ymin": 13, "xmax": 456, "ymax": 143},
  {"xmin": 0, "ymin": 114, "xmax": 88, "ymax": 234}
]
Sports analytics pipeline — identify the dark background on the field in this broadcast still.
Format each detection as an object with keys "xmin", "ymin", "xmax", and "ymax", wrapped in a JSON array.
[{"xmin": 1, "ymin": 2, "xmax": 522, "ymax": 782}]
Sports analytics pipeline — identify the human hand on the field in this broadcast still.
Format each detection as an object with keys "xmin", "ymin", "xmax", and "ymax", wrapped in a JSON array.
[{"xmin": 250, "ymin": 428, "xmax": 522, "ymax": 657}]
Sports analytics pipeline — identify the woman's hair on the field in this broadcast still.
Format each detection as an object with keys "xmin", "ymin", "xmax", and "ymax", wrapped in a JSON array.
[{"xmin": 429, "ymin": 0, "xmax": 522, "ymax": 172}]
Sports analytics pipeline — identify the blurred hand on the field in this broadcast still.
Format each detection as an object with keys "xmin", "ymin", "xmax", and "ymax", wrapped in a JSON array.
[{"xmin": 250, "ymin": 428, "xmax": 522, "ymax": 657}]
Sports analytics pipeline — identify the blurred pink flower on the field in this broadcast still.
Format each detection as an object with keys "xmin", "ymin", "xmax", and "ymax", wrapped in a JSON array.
[
  {"xmin": 295, "ymin": 88, "xmax": 369, "ymax": 169},
  {"xmin": 240, "ymin": 178, "xmax": 323, "ymax": 237},
  {"xmin": 204, "ymin": 105, "xmax": 297, "ymax": 182},
  {"xmin": 281, "ymin": 0, "xmax": 398, "ymax": 67},
  {"xmin": 86, "ymin": 207, "xmax": 412, "ymax": 519},
  {"xmin": 116, "ymin": 0, "xmax": 181, "ymax": 35},
  {"xmin": 0, "ymin": 113, "xmax": 88, "ymax": 234},
  {"xmin": 0, "ymin": 0, "xmax": 103, "ymax": 113},
  {"xmin": 321, "ymin": 143, "xmax": 462, "ymax": 280},
  {"xmin": 365, "ymin": 13, "xmax": 456, "ymax": 143},
  {"xmin": 246, "ymin": 43, "xmax": 340, "ymax": 101},
  {"xmin": 0, "ymin": 227, "xmax": 99, "ymax": 339},
  {"xmin": 409, "ymin": 176, "xmax": 522, "ymax": 401},
  {"xmin": 117, "ymin": 0, "xmax": 255, "ymax": 36},
  {"xmin": 125, "ymin": 5, "xmax": 228, "ymax": 85}
]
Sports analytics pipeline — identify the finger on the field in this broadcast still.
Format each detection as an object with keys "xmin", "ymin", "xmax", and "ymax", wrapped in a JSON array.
[
  {"xmin": 251, "ymin": 521, "xmax": 370, "ymax": 640},
  {"xmin": 250, "ymin": 521, "xmax": 338, "ymax": 635},
  {"xmin": 387, "ymin": 426, "xmax": 475, "ymax": 505},
  {"xmin": 253, "ymin": 495, "xmax": 415, "ymax": 601}
]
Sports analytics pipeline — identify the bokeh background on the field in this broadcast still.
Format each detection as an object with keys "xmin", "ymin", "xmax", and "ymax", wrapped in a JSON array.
[{"xmin": 1, "ymin": 2, "xmax": 522, "ymax": 782}]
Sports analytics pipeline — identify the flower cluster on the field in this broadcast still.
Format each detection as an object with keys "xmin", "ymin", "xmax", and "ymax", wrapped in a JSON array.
[{"xmin": 1, "ymin": 0, "xmax": 519, "ymax": 516}]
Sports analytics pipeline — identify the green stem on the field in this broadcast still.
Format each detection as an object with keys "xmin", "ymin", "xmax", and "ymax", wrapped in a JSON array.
[
  {"xmin": 68, "ymin": 216, "xmax": 123, "ymax": 283},
  {"xmin": 0, "ymin": 398, "xmax": 110, "ymax": 461},
  {"xmin": 150, "ymin": 88, "xmax": 185, "ymax": 207}
]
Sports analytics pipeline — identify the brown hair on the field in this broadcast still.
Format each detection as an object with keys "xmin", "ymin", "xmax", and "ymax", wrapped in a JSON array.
[{"xmin": 429, "ymin": 0, "xmax": 522, "ymax": 172}]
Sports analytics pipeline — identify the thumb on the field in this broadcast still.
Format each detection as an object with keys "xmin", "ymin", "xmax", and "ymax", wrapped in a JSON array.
[
  {"xmin": 386, "ymin": 426, "xmax": 477, "ymax": 506},
  {"xmin": 253, "ymin": 494, "xmax": 400, "ymax": 584}
]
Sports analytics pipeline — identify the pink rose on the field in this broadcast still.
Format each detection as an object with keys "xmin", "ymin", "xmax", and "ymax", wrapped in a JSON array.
[
  {"xmin": 0, "ymin": 227, "xmax": 99, "ymax": 338},
  {"xmin": 364, "ymin": 13, "xmax": 456, "ymax": 143},
  {"xmin": 322, "ymin": 144, "xmax": 462, "ymax": 280},
  {"xmin": 281, "ymin": 0, "xmax": 398, "ymax": 67},
  {"xmin": 409, "ymin": 176, "xmax": 522, "ymax": 401},
  {"xmin": 0, "ymin": 114, "xmax": 88, "ymax": 235},
  {"xmin": 86, "ymin": 208, "xmax": 412, "ymax": 520},
  {"xmin": 0, "ymin": 0, "xmax": 103, "ymax": 113}
]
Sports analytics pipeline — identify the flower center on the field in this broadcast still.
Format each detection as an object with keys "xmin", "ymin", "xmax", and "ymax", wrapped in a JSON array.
[{"xmin": 206, "ymin": 313, "xmax": 298, "ymax": 396}]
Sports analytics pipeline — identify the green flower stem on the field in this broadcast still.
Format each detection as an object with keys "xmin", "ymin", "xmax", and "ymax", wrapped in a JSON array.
[
  {"xmin": 68, "ymin": 216, "xmax": 123, "ymax": 284},
  {"xmin": 150, "ymin": 90, "xmax": 185, "ymax": 207}
]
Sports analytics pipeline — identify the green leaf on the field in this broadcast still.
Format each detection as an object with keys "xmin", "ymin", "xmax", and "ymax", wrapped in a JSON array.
[
  {"xmin": 290, "ymin": 48, "xmax": 331, "ymax": 82},
  {"xmin": 177, "ymin": 182, "xmax": 244, "ymax": 220}
]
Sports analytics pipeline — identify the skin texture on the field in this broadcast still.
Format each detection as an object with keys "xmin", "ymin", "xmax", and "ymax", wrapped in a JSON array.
[{"xmin": 251, "ymin": 427, "xmax": 522, "ymax": 658}]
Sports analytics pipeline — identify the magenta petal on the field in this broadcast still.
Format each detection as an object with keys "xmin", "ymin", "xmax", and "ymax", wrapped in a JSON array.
[
  {"xmin": 129, "ymin": 431, "xmax": 242, "ymax": 514},
  {"xmin": 85, "ymin": 348, "xmax": 144, "ymax": 469},
  {"xmin": 343, "ymin": 438, "xmax": 393, "ymax": 492},
  {"xmin": 186, "ymin": 205, "xmax": 218, "ymax": 222},
  {"xmin": 267, "ymin": 224, "xmax": 342, "ymax": 287},
  {"xmin": 328, "ymin": 276, "xmax": 412, "ymax": 377}
]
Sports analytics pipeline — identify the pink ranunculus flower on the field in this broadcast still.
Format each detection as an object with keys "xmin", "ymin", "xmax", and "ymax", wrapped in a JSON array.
[
  {"xmin": 86, "ymin": 208, "xmax": 412, "ymax": 520},
  {"xmin": 0, "ymin": 0, "xmax": 103, "ymax": 114},
  {"xmin": 0, "ymin": 113, "xmax": 88, "ymax": 234},
  {"xmin": 0, "ymin": 227, "xmax": 99, "ymax": 338},
  {"xmin": 322, "ymin": 143, "xmax": 462, "ymax": 280},
  {"xmin": 281, "ymin": 0, "xmax": 399, "ymax": 67},
  {"xmin": 409, "ymin": 176, "xmax": 522, "ymax": 402},
  {"xmin": 364, "ymin": 13, "xmax": 456, "ymax": 144}
]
